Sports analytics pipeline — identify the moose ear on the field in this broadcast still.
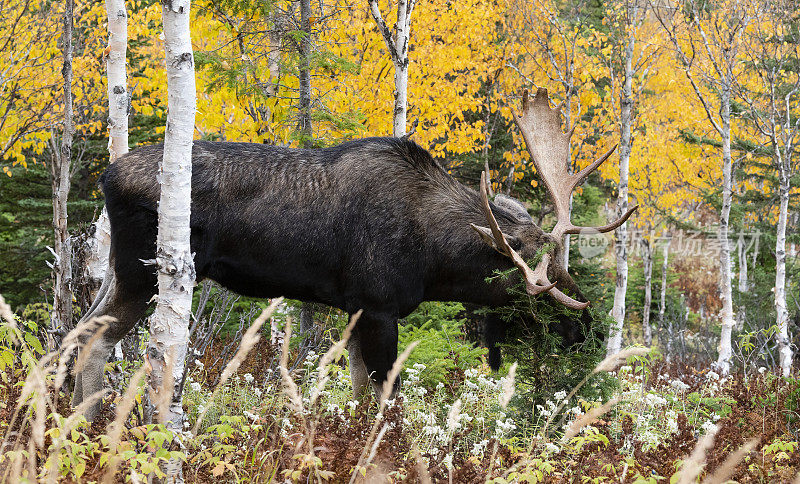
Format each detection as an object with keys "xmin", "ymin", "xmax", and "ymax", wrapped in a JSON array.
[{"xmin": 470, "ymin": 224, "xmax": 521, "ymax": 251}]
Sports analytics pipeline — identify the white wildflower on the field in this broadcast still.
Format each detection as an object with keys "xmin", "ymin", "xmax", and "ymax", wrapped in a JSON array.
[
  {"xmin": 190, "ymin": 382, "xmax": 202, "ymax": 393},
  {"xmin": 447, "ymin": 399, "xmax": 463, "ymax": 432},
  {"xmin": 670, "ymin": 379, "xmax": 690, "ymax": 392},
  {"xmin": 544, "ymin": 442, "xmax": 560, "ymax": 454},
  {"xmin": 442, "ymin": 453, "xmax": 453, "ymax": 470},
  {"xmin": 645, "ymin": 393, "xmax": 667, "ymax": 407},
  {"xmin": 706, "ymin": 370, "xmax": 720, "ymax": 381},
  {"xmin": 194, "ymin": 359, "xmax": 204, "ymax": 370},
  {"xmin": 471, "ymin": 439, "xmax": 489, "ymax": 456},
  {"xmin": 554, "ymin": 390, "xmax": 568, "ymax": 402},
  {"xmin": 536, "ymin": 405, "xmax": 552, "ymax": 418},
  {"xmin": 243, "ymin": 373, "xmax": 254, "ymax": 383},
  {"xmin": 701, "ymin": 421, "xmax": 717, "ymax": 434}
]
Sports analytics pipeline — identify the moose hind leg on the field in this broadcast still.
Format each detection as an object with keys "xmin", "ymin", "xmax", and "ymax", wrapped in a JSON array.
[
  {"xmin": 355, "ymin": 312, "xmax": 400, "ymax": 399},
  {"xmin": 72, "ymin": 281, "xmax": 152, "ymax": 420},
  {"xmin": 347, "ymin": 330, "xmax": 369, "ymax": 400}
]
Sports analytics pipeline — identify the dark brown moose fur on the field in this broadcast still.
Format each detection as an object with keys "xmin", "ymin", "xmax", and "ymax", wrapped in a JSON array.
[{"xmin": 72, "ymin": 137, "xmax": 588, "ymax": 419}]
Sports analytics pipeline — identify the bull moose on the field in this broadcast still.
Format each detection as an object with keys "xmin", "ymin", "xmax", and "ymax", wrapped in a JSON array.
[{"xmin": 72, "ymin": 88, "xmax": 635, "ymax": 419}]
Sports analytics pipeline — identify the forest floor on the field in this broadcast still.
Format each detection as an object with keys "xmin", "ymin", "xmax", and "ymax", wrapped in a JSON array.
[{"xmin": 0, "ymin": 309, "xmax": 798, "ymax": 483}]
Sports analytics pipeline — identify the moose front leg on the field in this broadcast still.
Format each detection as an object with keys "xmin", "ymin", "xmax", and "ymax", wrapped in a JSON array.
[
  {"xmin": 484, "ymin": 312, "xmax": 507, "ymax": 371},
  {"xmin": 350, "ymin": 311, "xmax": 400, "ymax": 400}
]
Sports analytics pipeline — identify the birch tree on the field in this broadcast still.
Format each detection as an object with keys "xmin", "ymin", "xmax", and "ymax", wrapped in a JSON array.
[
  {"xmin": 642, "ymin": 231, "xmax": 653, "ymax": 346},
  {"xmin": 653, "ymin": 0, "xmax": 755, "ymax": 374},
  {"xmin": 741, "ymin": 0, "xmax": 799, "ymax": 376},
  {"xmin": 48, "ymin": 0, "xmax": 75, "ymax": 347},
  {"xmin": 368, "ymin": 0, "xmax": 415, "ymax": 137},
  {"xmin": 659, "ymin": 234, "xmax": 671, "ymax": 361},
  {"xmin": 605, "ymin": 1, "xmax": 659, "ymax": 356},
  {"xmin": 85, "ymin": 0, "xmax": 129, "ymax": 298},
  {"xmin": 146, "ymin": 0, "xmax": 197, "ymax": 478}
]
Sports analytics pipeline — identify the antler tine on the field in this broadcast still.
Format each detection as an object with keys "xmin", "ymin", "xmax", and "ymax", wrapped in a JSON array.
[
  {"xmin": 563, "ymin": 205, "xmax": 639, "ymax": 236},
  {"xmin": 478, "ymin": 172, "xmax": 512, "ymax": 256},
  {"xmin": 477, "ymin": 172, "xmax": 557, "ymax": 296},
  {"xmin": 572, "ymin": 144, "xmax": 617, "ymax": 190}
]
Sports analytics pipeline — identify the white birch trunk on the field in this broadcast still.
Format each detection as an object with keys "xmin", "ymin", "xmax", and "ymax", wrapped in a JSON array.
[
  {"xmin": 775, "ymin": 152, "xmax": 792, "ymax": 376},
  {"xmin": 737, "ymin": 234, "xmax": 748, "ymax": 293},
  {"xmin": 369, "ymin": 0, "xmax": 414, "ymax": 137},
  {"xmin": 106, "ymin": 0, "xmax": 129, "ymax": 162},
  {"xmin": 642, "ymin": 235, "xmax": 653, "ymax": 347},
  {"xmin": 86, "ymin": 0, "xmax": 130, "ymax": 293},
  {"xmin": 659, "ymin": 235, "xmax": 671, "ymax": 362},
  {"xmin": 715, "ymin": 84, "xmax": 736, "ymax": 375},
  {"xmin": 147, "ymin": 0, "xmax": 196, "ymax": 480},
  {"xmin": 391, "ymin": 0, "xmax": 409, "ymax": 137},
  {"xmin": 736, "ymin": 233, "xmax": 747, "ymax": 330},
  {"xmin": 607, "ymin": 29, "xmax": 634, "ymax": 357}
]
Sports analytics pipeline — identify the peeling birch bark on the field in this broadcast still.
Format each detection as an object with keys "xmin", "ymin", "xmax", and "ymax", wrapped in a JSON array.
[
  {"xmin": 50, "ymin": 0, "xmax": 75, "ymax": 346},
  {"xmin": 715, "ymin": 84, "xmax": 736, "ymax": 375},
  {"xmin": 147, "ymin": 0, "xmax": 197, "ymax": 481},
  {"xmin": 86, "ymin": 0, "xmax": 130, "ymax": 295},
  {"xmin": 607, "ymin": 25, "xmax": 635, "ymax": 357}
]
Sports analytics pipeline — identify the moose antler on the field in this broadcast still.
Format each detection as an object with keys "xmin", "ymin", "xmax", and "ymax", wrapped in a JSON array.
[
  {"xmin": 477, "ymin": 172, "xmax": 589, "ymax": 310},
  {"xmin": 512, "ymin": 88, "xmax": 638, "ymax": 241},
  {"xmin": 475, "ymin": 87, "xmax": 638, "ymax": 310}
]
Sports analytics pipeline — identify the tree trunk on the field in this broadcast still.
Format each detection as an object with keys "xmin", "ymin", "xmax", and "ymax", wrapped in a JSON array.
[
  {"xmin": 775, "ymin": 153, "xmax": 792, "ymax": 376},
  {"xmin": 50, "ymin": 0, "xmax": 76, "ymax": 348},
  {"xmin": 87, "ymin": 0, "xmax": 130, "ymax": 292},
  {"xmin": 659, "ymin": 235, "xmax": 670, "ymax": 362},
  {"xmin": 715, "ymin": 84, "xmax": 736, "ymax": 375},
  {"xmin": 607, "ymin": 29, "xmax": 634, "ymax": 357},
  {"xmin": 147, "ymin": 0, "xmax": 197, "ymax": 480},
  {"xmin": 736, "ymin": 233, "xmax": 747, "ymax": 330},
  {"xmin": 90, "ymin": 0, "xmax": 134, "ymax": 360},
  {"xmin": 368, "ymin": 0, "xmax": 413, "ymax": 137},
  {"xmin": 392, "ymin": 0, "xmax": 409, "ymax": 137},
  {"xmin": 642, "ymin": 235, "xmax": 653, "ymax": 347},
  {"xmin": 297, "ymin": 0, "xmax": 312, "ymax": 146},
  {"xmin": 87, "ymin": 0, "xmax": 129, "ymax": 290},
  {"xmin": 737, "ymin": 234, "xmax": 748, "ymax": 293}
]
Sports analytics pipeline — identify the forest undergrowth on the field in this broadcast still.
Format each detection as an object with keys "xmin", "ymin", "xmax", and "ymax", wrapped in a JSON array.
[{"xmin": 0, "ymin": 293, "xmax": 798, "ymax": 483}]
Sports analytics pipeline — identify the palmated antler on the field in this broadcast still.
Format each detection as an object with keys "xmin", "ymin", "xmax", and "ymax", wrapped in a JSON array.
[
  {"xmin": 474, "ymin": 88, "xmax": 637, "ymax": 310},
  {"xmin": 512, "ymin": 88, "xmax": 638, "ymax": 241},
  {"xmin": 475, "ymin": 172, "xmax": 589, "ymax": 310}
]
